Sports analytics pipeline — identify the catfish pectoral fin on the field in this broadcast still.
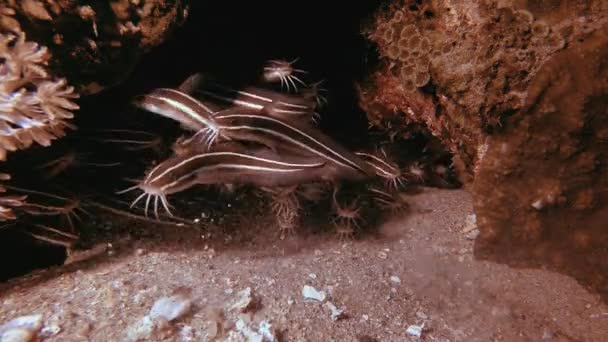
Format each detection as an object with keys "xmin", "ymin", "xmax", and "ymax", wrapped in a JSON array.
[{"xmin": 178, "ymin": 73, "xmax": 206, "ymax": 94}]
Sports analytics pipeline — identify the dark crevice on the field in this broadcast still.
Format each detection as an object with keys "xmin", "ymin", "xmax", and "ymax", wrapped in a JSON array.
[
  {"xmin": 121, "ymin": 0, "xmax": 384, "ymax": 145},
  {"xmin": 0, "ymin": 227, "xmax": 67, "ymax": 282}
]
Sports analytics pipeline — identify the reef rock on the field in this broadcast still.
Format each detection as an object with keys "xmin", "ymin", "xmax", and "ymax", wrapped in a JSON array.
[
  {"xmin": 360, "ymin": 0, "xmax": 608, "ymax": 300},
  {"xmin": 473, "ymin": 29, "xmax": 608, "ymax": 301},
  {"xmin": 1, "ymin": 0, "xmax": 189, "ymax": 95}
]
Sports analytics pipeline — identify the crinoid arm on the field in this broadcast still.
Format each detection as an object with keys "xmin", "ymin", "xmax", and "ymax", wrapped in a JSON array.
[
  {"xmin": 5, "ymin": 186, "xmax": 93, "ymax": 234},
  {"xmin": 25, "ymin": 224, "xmax": 79, "ymax": 248},
  {"xmin": 36, "ymin": 151, "xmax": 121, "ymax": 179},
  {"xmin": 0, "ymin": 176, "xmax": 27, "ymax": 221}
]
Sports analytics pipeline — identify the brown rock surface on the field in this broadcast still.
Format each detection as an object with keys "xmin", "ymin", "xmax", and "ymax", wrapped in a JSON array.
[
  {"xmin": 360, "ymin": 0, "xmax": 608, "ymax": 299},
  {"xmin": 473, "ymin": 29, "xmax": 608, "ymax": 301}
]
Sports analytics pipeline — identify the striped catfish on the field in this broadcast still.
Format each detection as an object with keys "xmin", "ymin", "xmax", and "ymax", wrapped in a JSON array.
[
  {"xmin": 355, "ymin": 150, "xmax": 405, "ymax": 190},
  {"xmin": 134, "ymin": 88, "xmax": 372, "ymax": 180},
  {"xmin": 132, "ymin": 88, "xmax": 222, "ymax": 146},
  {"xmin": 261, "ymin": 58, "xmax": 308, "ymax": 92},
  {"xmin": 118, "ymin": 142, "xmax": 327, "ymax": 218},
  {"xmin": 195, "ymin": 83, "xmax": 318, "ymax": 123},
  {"xmin": 175, "ymin": 73, "xmax": 315, "ymax": 117},
  {"xmin": 212, "ymin": 111, "xmax": 375, "ymax": 181},
  {"xmin": 132, "ymin": 87, "xmax": 372, "ymax": 180}
]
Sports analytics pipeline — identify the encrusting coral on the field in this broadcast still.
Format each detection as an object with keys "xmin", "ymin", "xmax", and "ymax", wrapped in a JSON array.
[{"xmin": 360, "ymin": 1, "xmax": 596, "ymax": 176}]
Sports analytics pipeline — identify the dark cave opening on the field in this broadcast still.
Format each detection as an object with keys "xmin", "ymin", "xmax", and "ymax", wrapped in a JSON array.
[
  {"xmin": 123, "ymin": 0, "xmax": 385, "ymax": 144},
  {"xmin": 1, "ymin": 0, "xmax": 445, "ymax": 282}
]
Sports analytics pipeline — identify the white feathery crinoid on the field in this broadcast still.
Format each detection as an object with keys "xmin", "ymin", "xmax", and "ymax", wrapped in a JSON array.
[
  {"xmin": 36, "ymin": 79, "xmax": 79, "ymax": 120},
  {"xmin": 0, "ymin": 32, "xmax": 79, "ymax": 161},
  {"xmin": 0, "ymin": 32, "xmax": 49, "ymax": 89}
]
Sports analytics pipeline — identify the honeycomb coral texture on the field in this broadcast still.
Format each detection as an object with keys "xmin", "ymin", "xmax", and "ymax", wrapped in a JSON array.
[{"xmin": 373, "ymin": 10, "xmax": 437, "ymax": 92}]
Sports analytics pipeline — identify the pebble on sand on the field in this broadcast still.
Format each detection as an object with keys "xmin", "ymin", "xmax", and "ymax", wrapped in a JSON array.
[
  {"xmin": 230, "ymin": 287, "xmax": 256, "ymax": 312},
  {"xmin": 149, "ymin": 294, "xmax": 192, "ymax": 322},
  {"xmin": 406, "ymin": 323, "xmax": 425, "ymax": 338},
  {"xmin": 302, "ymin": 285, "xmax": 327, "ymax": 302},
  {"xmin": 0, "ymin": 315, "xmax": 44, "ymax": 342}
]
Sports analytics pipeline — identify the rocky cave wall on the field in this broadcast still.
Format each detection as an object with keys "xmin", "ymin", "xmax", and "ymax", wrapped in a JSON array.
[{"xmin": 359, "ymin": 0, "xmax": 608, "ymax": 300}]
